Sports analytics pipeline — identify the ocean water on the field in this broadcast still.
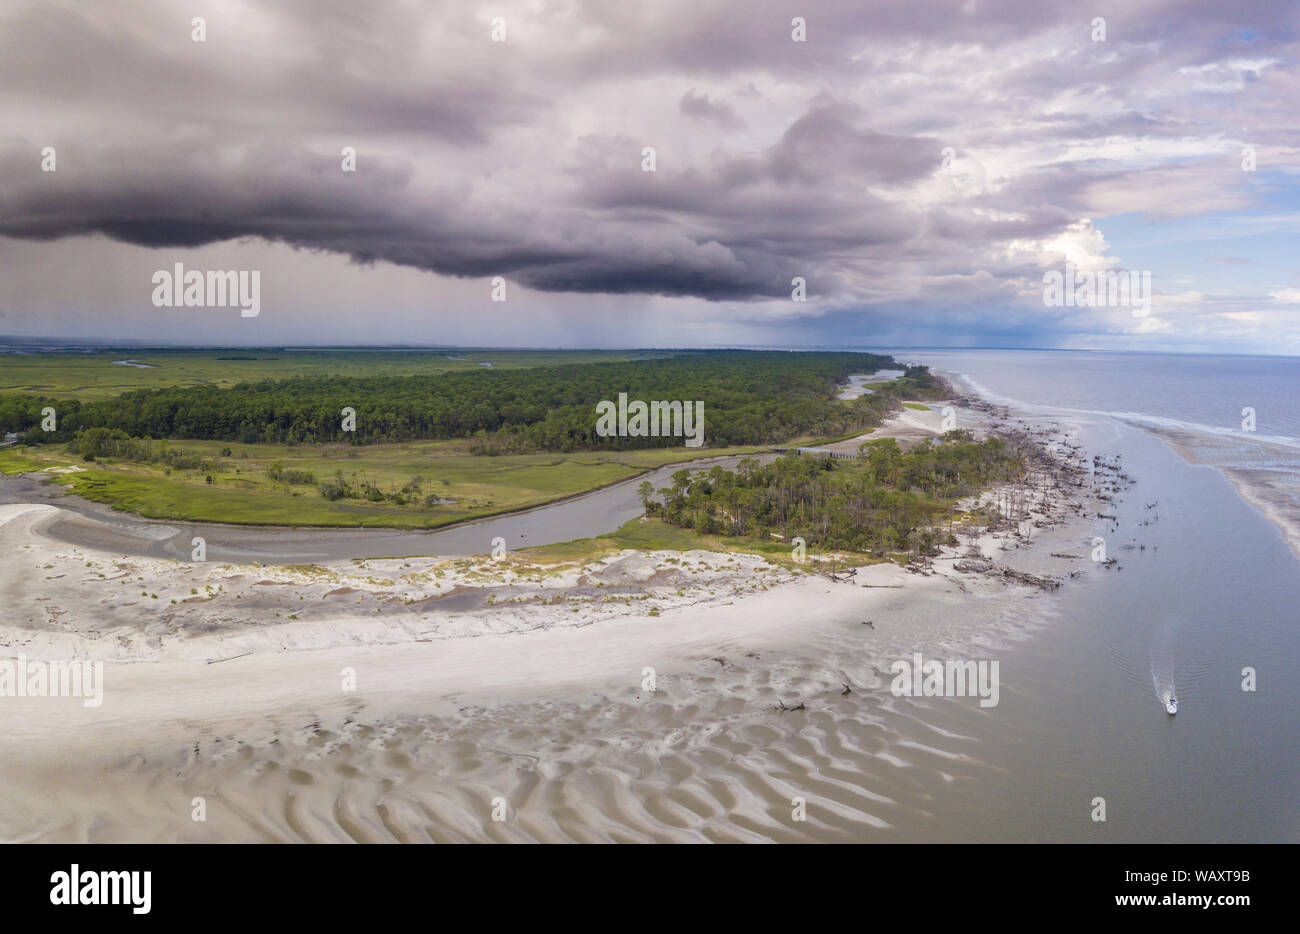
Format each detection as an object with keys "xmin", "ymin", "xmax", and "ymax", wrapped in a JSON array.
[
  {"xmin": 883, "ymin": 349, "xmax": 1300, "ymax": 840},
  {"xmin": 894, "ymin": 350, "xmax": 1300, "ymax": 439},
  {"xmin": 900, "ymin": 349, "xmax": 1300, "ymax": 518}
]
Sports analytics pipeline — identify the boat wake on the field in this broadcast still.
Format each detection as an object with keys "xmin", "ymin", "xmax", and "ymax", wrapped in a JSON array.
[{"xmin": 1151, "ymin": 620, "xmax": 1178, "ymax": 715}]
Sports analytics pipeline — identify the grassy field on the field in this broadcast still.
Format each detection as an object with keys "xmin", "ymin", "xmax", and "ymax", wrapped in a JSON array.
[
  {"xmin": 0, "ymin": 439, "xmax": 762, "ymax": 528},
  {"xmin": 0, "ymin": 348, "xmax": 682, "ymax": 399},
  {"xmin": 523, "ymin": 517, "xmax": 889, "ymax": 567},
  {"xmin": 799, "ymin": 426, "xmax": 876, "ymax": 445}
]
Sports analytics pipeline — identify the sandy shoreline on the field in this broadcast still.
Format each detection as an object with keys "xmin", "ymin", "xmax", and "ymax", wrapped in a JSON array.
[{"xmin": 934, "ymin": 369, "xmax": 1300, "ymax": 568}]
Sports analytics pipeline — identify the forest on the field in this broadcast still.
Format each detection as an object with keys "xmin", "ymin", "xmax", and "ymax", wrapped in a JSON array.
[
  {"xmin": 1, "ymin": 351, "xmax": 948, "ymax": 453},
  {"xmin": 642, "ymin": 433, "xmax": 1025, "ymax": 556}
]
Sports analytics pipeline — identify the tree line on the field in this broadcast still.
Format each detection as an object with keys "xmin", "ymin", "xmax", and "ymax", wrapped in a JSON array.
[
  {"xmin": 642, "ymin": 433, "xmax": 1024, "ymax": 556},
  {"xmin": 1, "ymin": 351, "xmax": 946, "ymax": 453}
]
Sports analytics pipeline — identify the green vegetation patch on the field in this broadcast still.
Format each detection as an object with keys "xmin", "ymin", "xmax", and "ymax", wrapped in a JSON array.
[
  {"xmin": 644, "ymin": 434, "xmax": 1024, "ymax": 558},
  {"xmin": 3, "ymin": 438, "xmax": 764, "ymax": 528}
]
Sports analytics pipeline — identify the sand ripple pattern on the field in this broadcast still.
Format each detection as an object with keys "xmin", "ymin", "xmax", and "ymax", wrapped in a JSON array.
[{"xmin": 2, "ymin": 631, "xmax": 1052, "ymax": 844}]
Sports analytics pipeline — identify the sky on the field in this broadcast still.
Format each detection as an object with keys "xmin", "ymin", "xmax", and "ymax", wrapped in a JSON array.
[{"xmin": 1, "ymin": 0, "xmax": 1298, "ymax": 352}]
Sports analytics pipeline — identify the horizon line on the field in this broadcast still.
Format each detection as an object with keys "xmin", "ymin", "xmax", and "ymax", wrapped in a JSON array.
[{"xmin": 0, "ymin": 339, "xmax": 1297, "ymax": 360}]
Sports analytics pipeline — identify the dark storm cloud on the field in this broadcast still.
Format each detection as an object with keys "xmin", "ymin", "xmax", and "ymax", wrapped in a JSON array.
[
  {"xmin": 0, "ymin": 0, "xmax": 1297, "ymax": 314},
  {"xmin": 0, "ymin": 3, "xmax": 540, "ymax": 143}
]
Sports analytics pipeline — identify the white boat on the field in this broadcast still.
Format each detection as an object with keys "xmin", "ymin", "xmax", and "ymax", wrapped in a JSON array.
[{"xmin": 1165, "ymin": 696, "xmax": 1178, "ymax": 715}]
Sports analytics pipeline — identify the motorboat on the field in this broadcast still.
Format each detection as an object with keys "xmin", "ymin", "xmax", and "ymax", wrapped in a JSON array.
[{"xmin": 1165, "ymin": 696, "xmax": 1177, "ymax": 715}]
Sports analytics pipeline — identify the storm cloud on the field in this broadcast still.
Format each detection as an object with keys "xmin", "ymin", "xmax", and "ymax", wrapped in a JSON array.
[{"xmin": 0, "ymin": 0, "xmax": 1297, "ymax": 349}]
